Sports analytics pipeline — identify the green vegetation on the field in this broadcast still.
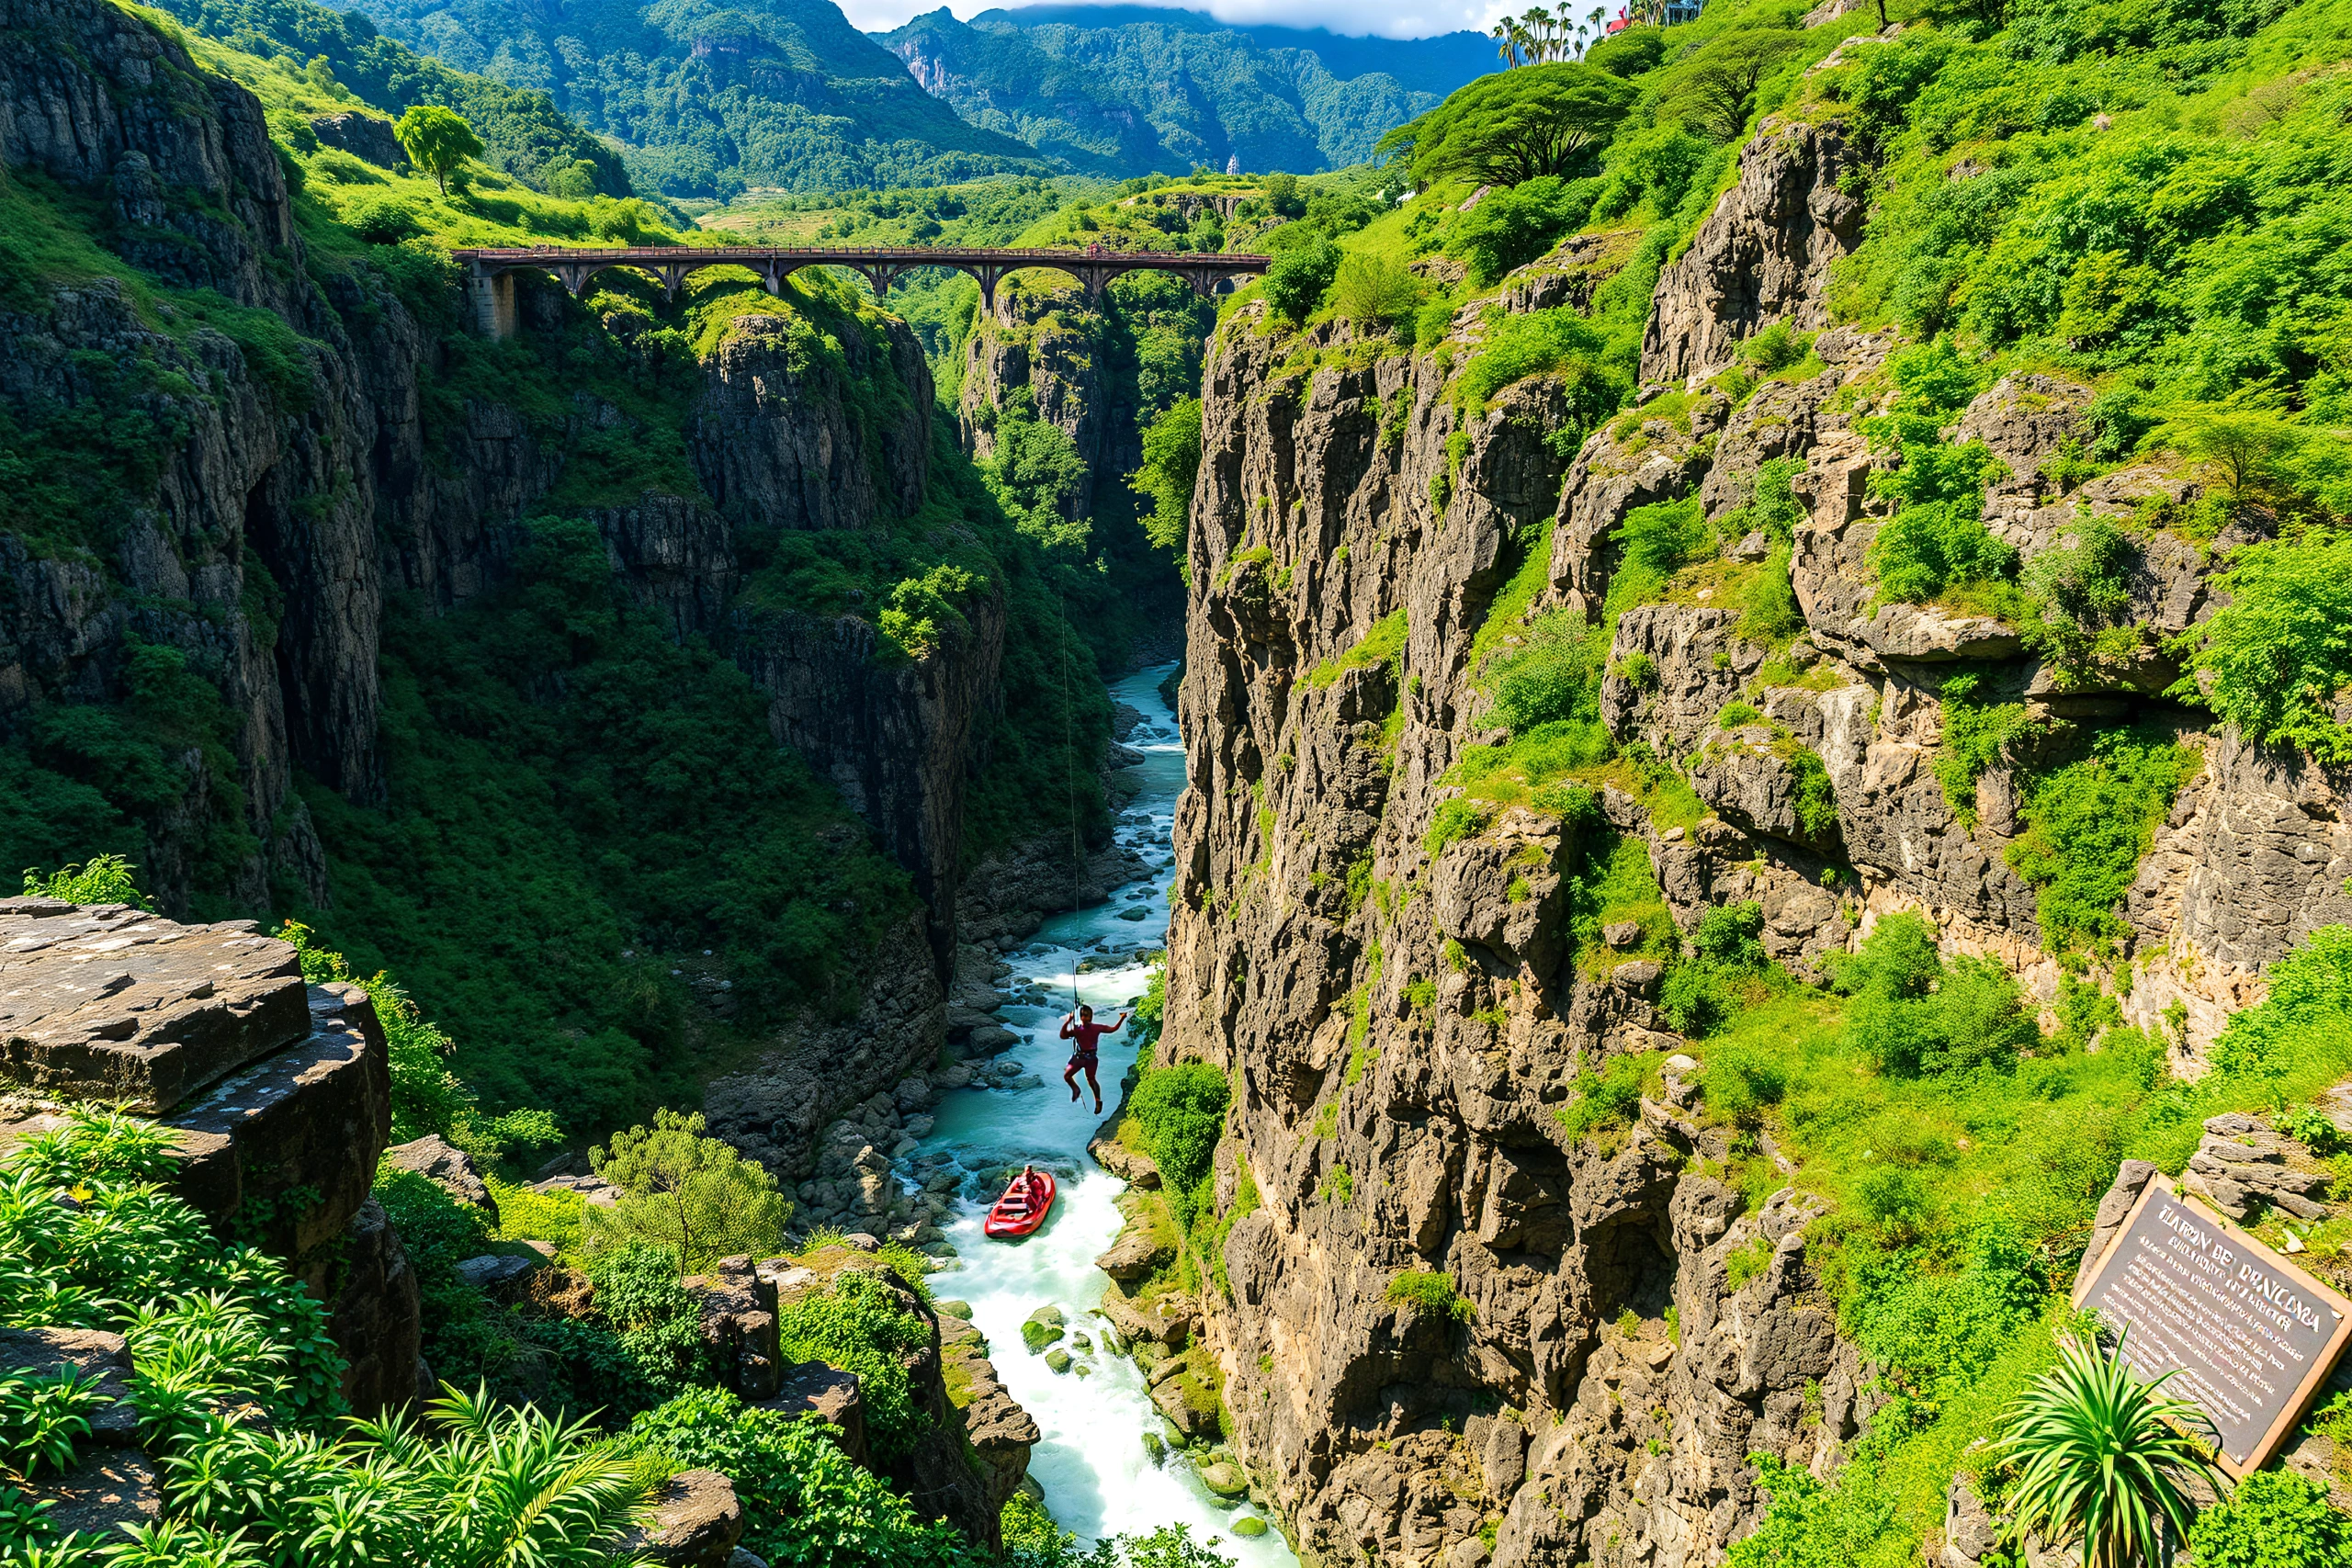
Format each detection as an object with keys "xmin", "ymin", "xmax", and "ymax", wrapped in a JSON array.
[
  {"xmin": 1264, "ymin": 239, "xmax": 1342, "ymax": 326},
  {"xmin": 1860, "ymin": 343, "xmax": 2013, "ymax": 609},
  {"xmin": 147, "ymin": 0, "xmax": 629, "ymax": 195},
  {"xmin": 2171, "ymin": 535, "xmax": 2352, "ymax": 763},
  {"xmin": 873, "ymin": 13, "xmax": 1488, "ymax": 181},
  {"xmin": 628, "ymin": 1387, "xmax": 969, "ymax": 1566},
  {"xmin": 1661, "ymin": 900, "xmax": 1784, "ymax": 1038},
  {"xmin": 1556, "ymin": 1049, "xmax": 1659, "ymax": 1145},
  {"xmin": 1933, "ymin": 672, "xmax": 2035, "ymax": 823},
  {"xmin": 2018, "ymin": 517, "xmax": 2142, "ymax": 686},
  {"xmin": 0, "ymin": 1107, "xmax": 663, "ymax": 1565},
  {"xmin": 1682, "ymin": 895, "xmax": 2352, "ymax": 1564},
  {"xmin": 1831, "ymin": 914, "xmax": 2038, "ymax": 1082},
  {"xmin": 393, "ymin": 104, "xmax": 482, "ymax": 195},
  {"xmin": 1307, "ymin": 611, "xmax": 1408, "ymax": 692},
  {"xmin": 1378, "ymin": 63, "xmax": 1638, "ymax": 187},
  {"xmin": 1126, "ymin": 1063, "xmax": 1232, "ymax": 1230},
  {"xmin": 588, "ymin": 1111, "xmax": 791, "ymax": 1274},
  {"xmin": 1132, "ymin": 397, "xmax": 1204, "ymax": 560},
  {"xmin": 1385, "ymin": 1269, "xmax": 1475, "ymax": 1323},
  {"xmin": 774, "ymin": 1266, "xmax": 934, "ymax": 1460},
  {"xmin": 2005, "ymin": 727, "xmax": 2197, "ymax": 958},
  {"xmin": 2189, "ymin": 1472, "xmax": 2351, "ymax": 1568},
  {"xmin": 1994, "ymin": 1331, "xmax": 2224, "ymax": 1568}
]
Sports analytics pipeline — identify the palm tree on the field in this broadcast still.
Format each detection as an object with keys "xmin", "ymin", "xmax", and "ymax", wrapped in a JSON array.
[{"xmin": 1993, "ymin": 1330, "xmax": 2226, "ymax": 1568}]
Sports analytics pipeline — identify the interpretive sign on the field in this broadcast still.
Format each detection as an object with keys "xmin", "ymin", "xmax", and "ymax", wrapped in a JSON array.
[{"xmin": 2073, "ymin": 1174, "xmax": 2352, "ymax": 1476}]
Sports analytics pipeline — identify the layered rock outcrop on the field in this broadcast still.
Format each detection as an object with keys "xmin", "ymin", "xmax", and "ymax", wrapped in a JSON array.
[
  {"xmin": 1158, "ymin": 101, "xmax": 2347, "ymax": 1565},
  {"xmin": 0, "ymin": 897, "xmax": 416, "ymax": 1415}
]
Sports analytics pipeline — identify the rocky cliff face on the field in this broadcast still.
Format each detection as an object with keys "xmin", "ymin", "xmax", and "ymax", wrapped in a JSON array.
[
  {"xmin": 958, "ymin": 270, "xmax": 1211, "ymax": 547},
  {"xmin": 0, "ymin": 0, "xmax": 1056, "ymax": 1181},
  {"xmin": 1157, "ymin": 105, "xmax": 2343, "ymax": 1567}
]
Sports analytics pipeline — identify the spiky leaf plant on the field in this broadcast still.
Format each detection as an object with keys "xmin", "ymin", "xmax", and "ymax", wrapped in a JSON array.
[{"xmin": 1993, "ymin": 1328, "xmax": 2226, "ymax": 1568}]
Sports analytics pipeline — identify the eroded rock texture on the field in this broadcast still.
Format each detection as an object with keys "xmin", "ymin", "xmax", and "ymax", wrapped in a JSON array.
[{"xmin": 1161, "ymin": 105, "xmax": 2339, "ymax": 1566}]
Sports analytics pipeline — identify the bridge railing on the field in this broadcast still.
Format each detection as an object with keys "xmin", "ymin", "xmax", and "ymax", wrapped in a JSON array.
[{"xmin": 453, "ymin": 243, "xmax": 1272, "ymax": 338}]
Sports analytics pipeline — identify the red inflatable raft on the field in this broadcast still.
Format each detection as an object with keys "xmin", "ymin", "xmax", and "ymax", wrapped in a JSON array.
[{"xmin": 984, "ymin": 1168, "xmax": 1056, "ymax": 1238}]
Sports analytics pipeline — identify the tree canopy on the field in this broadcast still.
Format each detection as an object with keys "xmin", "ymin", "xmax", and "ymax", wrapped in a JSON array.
[
  {"xmin": 590, "ymin": 1109, "xmax": 789, "ymax": 1272},
  {"xmin": 1378, "ymin": 62, "xmax": 1637, "ymax": 188},
  {"xmin": 395, "ymin": 104, "xmax": 484, "ymax": 195}
]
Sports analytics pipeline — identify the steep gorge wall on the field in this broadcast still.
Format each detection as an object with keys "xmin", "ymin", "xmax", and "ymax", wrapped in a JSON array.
[
  {"xmin": 1158, "ymin": 109, "xmax": 2350, "ymax": 1568},
  {"xmin": 0, "ymin": 0, "xmax": 1030, "ymax": 1178}
]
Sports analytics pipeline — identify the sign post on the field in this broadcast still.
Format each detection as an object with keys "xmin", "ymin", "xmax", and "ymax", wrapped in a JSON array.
[{"xmin": 2072, "ymin": 1174, "xmax": 2352, "ymax": 1475}]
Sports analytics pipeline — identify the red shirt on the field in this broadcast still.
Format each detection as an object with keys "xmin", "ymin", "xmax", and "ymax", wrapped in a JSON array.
[{"xmin": 1061, "ymin": 1019, "xmax": 1115, "ymax": 1055}]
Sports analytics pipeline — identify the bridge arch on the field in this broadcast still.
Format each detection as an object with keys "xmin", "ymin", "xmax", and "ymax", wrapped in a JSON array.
[{"xmin": 453, "ymin": 245, "xmax": 1271, "ymax": 337}]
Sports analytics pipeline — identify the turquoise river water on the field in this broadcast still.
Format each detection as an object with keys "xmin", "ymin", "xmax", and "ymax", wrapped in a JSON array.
[{"xmin": 905, "ymin": 664, "xmax": 1298, "ymax": 1564}]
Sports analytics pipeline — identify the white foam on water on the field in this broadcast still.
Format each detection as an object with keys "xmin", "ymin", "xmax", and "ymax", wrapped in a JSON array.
[{"xmin": 910, "ymin": 664, "xmax": 1295, "ymax": 1564}]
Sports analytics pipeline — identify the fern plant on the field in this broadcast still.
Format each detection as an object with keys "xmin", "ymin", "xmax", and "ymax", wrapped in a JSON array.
[{"xmin": 1992, "ymin": 1329, "xmax": 2225, "ymax": 1568}]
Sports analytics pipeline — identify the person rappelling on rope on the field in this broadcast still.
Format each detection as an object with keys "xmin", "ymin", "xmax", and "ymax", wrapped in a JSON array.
[{"xmin": 1061, "ymin": 1004, "xmax": 1125, "ymax": 1115}]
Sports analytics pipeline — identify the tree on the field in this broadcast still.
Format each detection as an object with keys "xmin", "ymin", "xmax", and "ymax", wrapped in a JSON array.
[
  {"xmin": 2168, "ymin": 409, "xmax": 2305, "ymax": 497},
  {"xmin": 1993, "ymin": 1329, "xmax": 2225, "ymax": 1568},
  {"xmin": 2168, "ymin": 535, "xmax": 2352, "ymax": 762},
  {"xmin": 591, "ymin": 1109, "xmax": 789, "ymax": 1273},
  {"xmin": 1261, "ymin": 238, "xmax": 1340, "ymax": 326},
  {"xmin": 1131, "ymin": 397, "xmax": 1204, "ymax": 558},
  {"xmin": 1329, "ymin": 252, "xmax": 1424, "ymax": 332},
  {"xmin": 394, "ymin": 104, "xmax": 483, "ymax": 196},
  {"xmin": 1663, "ymin": 29, "xmax": 1808, "ymax": 143},
  {"xmin": 1378, "ymin": 63, "xmax": 1637, "ymax": 189}
]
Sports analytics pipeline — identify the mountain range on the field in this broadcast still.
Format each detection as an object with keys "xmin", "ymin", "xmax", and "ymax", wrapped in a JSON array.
[
  {"xmin": 878, "ymin": 6, "xmax": 1495, "ymax": 174},
  {"xmin": 333, "ymin": 0, "xmax": 1493, "ymax": 192}
]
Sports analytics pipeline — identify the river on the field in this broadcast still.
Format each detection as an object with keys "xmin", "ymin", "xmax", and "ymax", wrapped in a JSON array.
[{"xmin": 907, "ymin": 664, "xmax": 1297, "ymax": 1565}]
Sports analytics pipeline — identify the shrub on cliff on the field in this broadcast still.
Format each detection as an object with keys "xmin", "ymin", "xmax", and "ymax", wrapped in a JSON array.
[
  {"xmin": 1127, "ymin": 1063, "xmax": 1231, "ymax": 1228},
  {"xmin": 590, "ymin": 1109, "xmax": 789, "ymax": 1274},
  {"xmin": 2003, "ymin": 725, "xmax": 2196, "ymax": 958},
  {"xmin": 2188, "ymin": 1471, "xmax": 2349, "ymax": 1568},
  {"xmin": 1131, "ymin": 398, "xmax": 1204, "ymax": 560},
  {"xmin": 1826, "ymin": 912, "xmax": 2037, "ymax": 1080},
  {"xmin": 628, "ymin": 1387, "xmax": 969, "ymax": 1566},
  {"xmin": 770, "ymin": 1268, "xmax": 933, "ymax": 1460},
  {"xmin": 1455, "ymin": 308, "xmax": 1627, "ymax": 437},
  {"xmin": 1330, "ymin": 253, "xmax": 1424, "ymax": 332},
  {"xmin": 2167, "ymin": 534, "xmax": 2352, "ymax": 764},
  {"xmin": 0, "ymin": 1109, "xmax": 662, "ymax": 1565},
  {"xmin": 1262, "ymin": 239, "xmax": 1340, "ymax": 326},
  {"xmin": 1447, "ymin": 176, "xmax": 1589, "ymax": 287}
]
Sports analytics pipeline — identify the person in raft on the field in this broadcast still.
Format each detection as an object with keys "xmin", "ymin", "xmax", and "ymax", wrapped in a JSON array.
[{"xmin": 1061, "ymin": 1004, "xmax": 1126, "ymax": 1114}]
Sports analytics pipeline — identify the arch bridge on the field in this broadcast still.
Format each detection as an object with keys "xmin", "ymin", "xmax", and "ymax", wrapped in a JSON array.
[{"xmin": 448, "ymin": 244, "xmax": 1272, "ymax": 339}]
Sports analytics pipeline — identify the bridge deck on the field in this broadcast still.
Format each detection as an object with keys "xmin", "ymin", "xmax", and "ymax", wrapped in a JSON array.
[
  {"xmin": 450, "ymin": 244, "xmax": 1271, "ymax": 267},
  {"xmin": 451, "ymin": 242, "xmax": 1279, "ymax": 338},
  {"xmin": 452, "ymin": 243, "xmax": 1272, "ymax": 336}
]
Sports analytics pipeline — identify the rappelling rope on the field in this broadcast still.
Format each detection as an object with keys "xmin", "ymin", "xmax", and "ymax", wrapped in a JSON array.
[{"xmin": 1057, "ymin": 568, "xmax": 1081, "ymax": 1010}]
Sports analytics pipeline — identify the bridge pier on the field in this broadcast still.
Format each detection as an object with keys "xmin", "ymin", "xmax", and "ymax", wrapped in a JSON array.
[{"xmin": 467, "ymin": 267, "xmax": 516, "ymax": 341}]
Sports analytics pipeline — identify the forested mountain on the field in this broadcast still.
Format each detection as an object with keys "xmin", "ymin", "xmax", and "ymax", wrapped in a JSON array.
[
  {"xmin": 143, "ymin": 0, "xmax": 635, "ymax": 191},
  {"xmin": 335, "ymin": 0, "xmax": 1050, "ymax": 194},
  {"xmin": 877, "ymin": 6, "xmax": 1492, "ymax": 175}
]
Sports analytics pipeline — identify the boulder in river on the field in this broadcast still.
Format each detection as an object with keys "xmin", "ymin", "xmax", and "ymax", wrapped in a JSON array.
[
  {"xmin": 1232, "ymin": 1517, "xmax": 1268, "ymax": 1539},
  {"xmin": 1021, "ymin": 1305, "xmax": 1066, "ymax": 1353},
  {"xmin": 1044, "ymin": 1348, "xmax": 1073, "ymax": 1374},
  {"xmin": 1197, "ymin": 1459, "xmax": 1248, "ymax": 1498}
]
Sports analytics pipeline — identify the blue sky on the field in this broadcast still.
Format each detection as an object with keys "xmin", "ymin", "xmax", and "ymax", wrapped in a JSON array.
[{"xmin": 842, "ymin": 0, "xmax": 1521, "ymax": 40}]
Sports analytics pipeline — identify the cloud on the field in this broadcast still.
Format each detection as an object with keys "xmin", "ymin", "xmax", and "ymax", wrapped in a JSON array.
[{"xmin": 842, "ymin": 0, "xmax": 1526, "ymax": 41}]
